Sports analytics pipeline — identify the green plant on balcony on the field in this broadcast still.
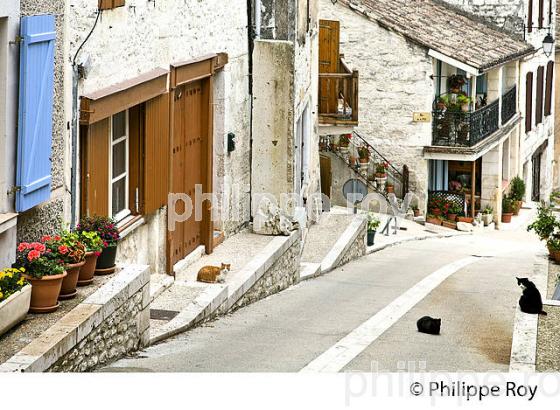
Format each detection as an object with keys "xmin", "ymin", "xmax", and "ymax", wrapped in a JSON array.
[
  {"xmin": 339, "ymin": 134, "xmax": 351, "ymax": 147},
  {"xmin": 357, "ymin": 146, "xmax": 370, "ymax": 163},
  {"xmin": 448, "ymin": 74, "xmax": 466, "ymax": 93}
]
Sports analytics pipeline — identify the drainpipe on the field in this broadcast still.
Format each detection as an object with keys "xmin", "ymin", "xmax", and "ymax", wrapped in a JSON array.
[
  {"xmin": 70, "ymin": 67, "xmax": 79, "ymax": 228},
  {"xmin": 247, "ymin": 0, "xmax": 255, "ymax": 219},
  {"xmin": 70, "ymin": 9, "xmax": 101, "ymax": 228}
]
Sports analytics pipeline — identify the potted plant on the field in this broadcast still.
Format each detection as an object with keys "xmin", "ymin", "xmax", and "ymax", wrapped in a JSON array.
[
  {"xmin": 13, "ymin": 242, "xmax": 66, "ymax": 313},
  {"xmin": 386, "ymin": 182, "xmax": 394, "ymax": 194},
  {"xmin": 366, "ymin": 212, "xmax": 381, "ymax": 246},
  {"xmin": 375, "ymin": 162, "xmax": 388, "ymax": 178},
  {"xmin": 339, "ymin": 134, "xmax": 351, "ymax": 154},
  {"xmin": 77, "ymin": 216, "xmax": 121, "ymax": 275},
  {"xmin": 0, "ymin": 267, "xmax": 30, "ymax": 337},
  {"xmin": 411, "ymin": 204, "xmax": 421, "ymax": 217},
  {"xmin": 357, "ymin": 146, "xmax": 370, "ymax": 171},
  {"xmin": 509, "ymin": 176, "xmax": 525, "ymax": 216},
  {"xmin": 448, "ymin": 74, "xmax": 466, "ymax": 93},
  {"xmin": 442, "ymin": 219, "xmax": 457, "ymax": 230},
  {"xmin": 502, "ymin": 197, "xmax": 514, "ymax": 223},
  {"xmin": 456, "ymin": 94, "xmax": 471, "ymax": 112},
  {"xmin": 528, "ymin": 203, "xmax": 557, "ymax": 241},
  {"xmin": 76, "ymin": 231, "xmax": 104, "ymax": 285},
  {"xmin": 426, "ymin": 214, "xmax": 442, "ymax": 226},
  {"xmin": 482, "ymin": 206, "xmax": 493, "ymax": 226},
  {"xmin": 547, "ymin": 235, "xmax": 560, "ymax": 264},
  {"xmin": 43, "ymin": 232, "xmax": 86, "ymax": 300},
  {"xmin": 447, "ymin": 203, "xmax": 461, "ymax": 222}
]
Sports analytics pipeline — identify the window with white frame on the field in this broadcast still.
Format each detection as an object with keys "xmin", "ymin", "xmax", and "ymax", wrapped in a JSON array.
[{"xmin": 109, "ymin": 110, "xmax": 130, "ymax": 221}]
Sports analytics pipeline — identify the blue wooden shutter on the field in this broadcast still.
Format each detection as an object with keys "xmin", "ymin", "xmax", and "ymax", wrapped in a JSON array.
[{"xmin": 16, "ymin": 15, "xmax": 56, "ymax": 212}]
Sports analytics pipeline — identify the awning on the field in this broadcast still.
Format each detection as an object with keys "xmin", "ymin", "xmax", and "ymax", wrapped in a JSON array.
[{"xmin": 80, "ymin": 67, "xmax": 169, "ymax": 124}]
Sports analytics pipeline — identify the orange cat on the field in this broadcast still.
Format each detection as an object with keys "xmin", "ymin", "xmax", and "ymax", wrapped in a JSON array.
[{"xmin": 196, "ymin": 263, "xmax": 231, "ymax": 283}]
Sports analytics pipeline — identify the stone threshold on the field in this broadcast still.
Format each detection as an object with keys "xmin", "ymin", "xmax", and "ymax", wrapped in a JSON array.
[
  {"xmin": 509, "ymin": 253, "xmax": 548, "ymax": 372},
  {"xmin": 149, "ymin": 231, "xmax": 301, "ymax": 345},
  {"xmin": 0, "ymin": 265, "xmax": 150, "ymax": 373}
]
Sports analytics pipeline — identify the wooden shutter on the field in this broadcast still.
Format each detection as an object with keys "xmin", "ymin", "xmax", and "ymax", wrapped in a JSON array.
[
  {"xmin": 545, "ymin": 61, "xmax": 554, "ymax": 116},
  {"xmin": 128, "ymin": 104, "xmax": 144, "ymax": 215},
  {"xmin": 528, "ymin": 0, "xmax": 533, "ymax": 32},
  {"xmin": 83, "ymin": 119, "xmax": 110, "ymax": 217},
  {"xmin": 538, "ymin": 0, "xmax": 544, "ymax": 28},
  {"xmin": 319, "ymin": 20, "xmax": 340, "ymax": 73},
  {"xmin": 526, "ymin": 72, "xmax": 533, "ymax": 132},
  {"xmin": 16, "ymin": 15, "xmax": 56, "ymax": 212},
  {"xmin": 98, "ymin": 0, "xmax": 125, "ymax": 10},
  {"xmin": 144, "ymin": 93, "xmax": 170, "ymax": 214},
  {"xmin": 536, "ymin": 66, "xmax": 544, "ymax": 125}
]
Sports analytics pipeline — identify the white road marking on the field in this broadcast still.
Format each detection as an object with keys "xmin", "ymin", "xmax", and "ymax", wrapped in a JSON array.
[{"xmin": 299, "ymin": 256, "xmax": 480, "ymax": 373}]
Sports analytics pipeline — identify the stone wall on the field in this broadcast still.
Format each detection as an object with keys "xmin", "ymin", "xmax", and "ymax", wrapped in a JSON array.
[
  {"xmin": 229, "ymin": 235, "xmax": 300, "ymax": 311},
  {"xmin": 69, "ymin": 0, "xmax": 251, "ymax": 239},
  {"xmin": 319, "ymin": 0, "xmax": 433, "ymax": 206},
  {"xmin": 17, "ymin": 0, "xmax": 70, "ymax": 243},
  {"xmin": 440, "ymin": 0, "xmax": 526, "ymax": 34},
  {"xmin": 0, "ymin": 265, "xmax": 150, "ymax": 373},
  {"xmin": 536, "ymin": 303, "xmax": 560, "ymax": 371}
]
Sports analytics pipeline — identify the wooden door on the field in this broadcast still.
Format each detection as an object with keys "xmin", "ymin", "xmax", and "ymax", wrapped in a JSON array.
[
  {"xmin": 320, "ymin": 154, "xmax": 332, "ymax": 198},
  {"xmin": 532, "ymin": 151, "xmax": 542, "ymax": 202},
  {"xmin": 169, "ymin": 80, "xmax": 208, "ymax": 268}
]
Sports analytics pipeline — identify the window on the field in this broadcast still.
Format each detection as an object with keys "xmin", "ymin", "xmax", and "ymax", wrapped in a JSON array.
[
  {"xmin": 528, "ymin": 0, "xmax": 533, "ymax": 32},
  {"xmin": 525, "ymin": 72, "xmax": 533, "ymax": 132},
  {"xmin": 545, "ymin": 61, "xmax": 554, "ymax": 116},
  {"xmin": 109, "ymin": 110, "xmax": 129, "ymax": 220},
  {"xmin": 98, "ymin": 0, "xmax": 125, "ymax": 10},
  {"xmin": 538, "ymin": 0, "xmax": 544, "ymax": 28},
  {"xmin": 536, "ymin": 66, "xmax": 544, "ymax": 125}
]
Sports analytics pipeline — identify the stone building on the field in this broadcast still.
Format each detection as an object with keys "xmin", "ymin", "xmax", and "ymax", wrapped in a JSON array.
[
  {"xmin": 319, "ymin": 0, "xmax": 555, "ymax": 224},
  {"xmin": 0, "ymin": 0, "xmax": 320, "ymax": 275}
]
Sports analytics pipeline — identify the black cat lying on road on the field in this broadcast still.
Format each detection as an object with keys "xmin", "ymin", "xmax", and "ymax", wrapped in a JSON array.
[
  {"xmin": 416, "ymin": 316, "xmax": 441, "ymax": 335},
  {"xmin": 517, "ymin": 277, "xmax": 547, "ymax": 315}
]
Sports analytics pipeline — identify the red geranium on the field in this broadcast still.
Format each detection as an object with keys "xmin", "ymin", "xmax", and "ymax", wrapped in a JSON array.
[
  {"xmin": 17, "ymin": 242, "xmax": 28, "ymax": 252},
  {"xmin": 58, "ymin": 245, "xmax": 69, "ymax": 255},
  {"xmin": 27, "ymin": 250, "xmax": 41, "ymax": 262}
]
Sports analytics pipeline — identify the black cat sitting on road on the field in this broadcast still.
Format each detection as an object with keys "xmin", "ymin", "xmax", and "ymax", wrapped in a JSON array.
[
  {"xmin": 517, "ymin": 277, "xmax": 547, "ymax": 315},
  {"xmin": 416, "ymin": 316, "xmax": 441, "ymax": 335}
]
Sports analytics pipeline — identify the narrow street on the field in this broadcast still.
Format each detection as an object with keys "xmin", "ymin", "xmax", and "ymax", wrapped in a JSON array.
[{"xmin": 106, "ymin": 226, "xmax": 543, "ymax": 373}]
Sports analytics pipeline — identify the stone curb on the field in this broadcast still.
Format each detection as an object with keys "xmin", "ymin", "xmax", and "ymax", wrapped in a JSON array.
[
  {"xmin": 366, "ymin": 229, "xmax": 471, "ymax": 255},
  {"xmin": 509, "ymin": 253, "xmax": 548, "ymax": 372},
  {"xmin": 0, "ymin": 265, "xmax": 150, "ymax": 373},
  {"xmin": 299, "ymin": 262, "xmax": 322, "ymax": 281},
  {"xmin": 320, "ymin": 215, "xmax": 366, "ymax": 274},
  {"xmin": 149, "ymin": 274, "xmax": 175, "ymax": 303},
  {"xmin": 149, "ymin": 230, "xmax": 301, "ymax": 345}
]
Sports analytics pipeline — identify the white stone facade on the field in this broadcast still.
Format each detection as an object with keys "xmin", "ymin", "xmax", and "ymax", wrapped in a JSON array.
[{"xmin": 319, "ymin": 0, "xmax": 435, "ymax": 206}]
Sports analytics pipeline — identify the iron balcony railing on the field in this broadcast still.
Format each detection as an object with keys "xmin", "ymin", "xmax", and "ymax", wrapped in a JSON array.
[
  {"xmin": 432, "ymin": 99, "xmax": 499, "ymax": 147},
  {"xmin": 501, "ymin": 86, "xmax": 517, "ymax": 125}
]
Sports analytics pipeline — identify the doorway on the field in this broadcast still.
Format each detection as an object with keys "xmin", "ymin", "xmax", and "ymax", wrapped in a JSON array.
[{"xmin": 169, "ymin": 79, "xmax": 212, "ymax": 269}]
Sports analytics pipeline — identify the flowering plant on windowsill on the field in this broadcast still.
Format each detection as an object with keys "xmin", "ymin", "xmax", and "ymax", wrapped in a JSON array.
[
  {"xmin": 0, "ymin": 267, "xmax": 28, "ymax": 302},
  {"xmin": 13, "ymin": 242, "xmax": 65, "ymax": 279},
  {"xmin": 76, "ymin": 216, "xmax": 121, "ymax": 248},
  {"xmin": 42, "ymin": 232, "xmax": 87, "ymax": 265},
  {"xmin": 77, "ymin": 231, "xmax": 104, "ymax": 255}
]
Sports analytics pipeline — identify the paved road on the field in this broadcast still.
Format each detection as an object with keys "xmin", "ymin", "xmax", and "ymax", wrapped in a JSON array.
[{"xmin": 105, "ymin": 227, "xmax": 543, "ymax": 373}]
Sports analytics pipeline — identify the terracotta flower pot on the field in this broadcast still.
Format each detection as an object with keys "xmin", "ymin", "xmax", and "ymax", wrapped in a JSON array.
[
  {"xmin": 501, "ymin": 213, "xmax": 513, "ymax": 223},
  {"xmin": 447, "ymin": 213, "xmax": 457, "ymax": 222},
  {"xmin": 426, "ymin": 217, "xmax": 442, "ymax": 226},
  {"xmin": 386, "ymin": 185, "xmax": 394, "ymax": 193},
  {"xmin": 457, "ymin": 216, "xmax": 474, "ymax": 223},
  {"xmin": 96, "ymin": 245, "xmax": 118, "ymax": 275},
  {"xmin": 513, "ymin": 200, "xmax": 522, "ymax": 216},
  {"xmin": 59, "ymin": 261, "xmax": 86, "ymax": 300},
  {"xmin": 414, "ymin": 209, "xmax": 421, "ymax": 217},
  {"xmin": 24, "ymin": 272, "xmax": 67, "ymax": 314},
  {"xmin": 78, "ymin": 252, "xmax": 99, "ymax": 287},
  {"xmin": 442, "ymin": 220, "xmax": 457, "ymax": 230}
]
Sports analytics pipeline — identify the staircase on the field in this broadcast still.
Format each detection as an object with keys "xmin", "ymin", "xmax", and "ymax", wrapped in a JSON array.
[{"xmin": 320, "ymin": 131, "xmax": 408, "ymax": 199}]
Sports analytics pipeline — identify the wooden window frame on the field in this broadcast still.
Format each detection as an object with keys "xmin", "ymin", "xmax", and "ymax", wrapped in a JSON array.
[
  {"xmin": 526, "ymin": 72, "xmax": 533, "ymax": 133},
  {"xmin": 109, "ymin": 110, "xmax": 131, "ymax": 222}
]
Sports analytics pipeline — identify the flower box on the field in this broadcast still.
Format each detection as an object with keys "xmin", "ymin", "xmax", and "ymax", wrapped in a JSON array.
[{"xmin": 0, "ymin": 285, "xmax": 31, "ymax": 337}]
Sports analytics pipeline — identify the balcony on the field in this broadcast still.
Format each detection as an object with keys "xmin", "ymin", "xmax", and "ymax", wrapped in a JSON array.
[
  {"xmin": 318, "ymin": 56, "xmax": 359, "ymax": 126},
  {"xmin": 432, "ymin": 86, "xmax": 517, "ymax": 148}
]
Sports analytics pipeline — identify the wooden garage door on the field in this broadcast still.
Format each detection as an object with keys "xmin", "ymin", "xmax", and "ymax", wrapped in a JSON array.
[{"xmin": 169, "ymin": 80, "xmax": 209, "ymax": 268}]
